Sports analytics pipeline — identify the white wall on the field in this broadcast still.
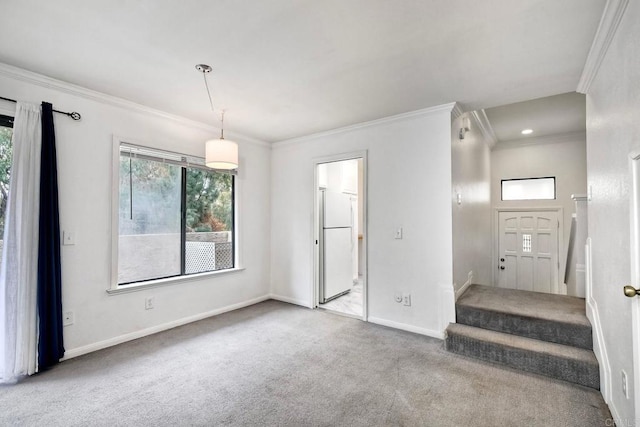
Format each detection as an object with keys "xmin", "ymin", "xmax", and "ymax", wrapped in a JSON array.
[
  {"xmin": 451, "ymin": 113, "xmax": 492, "ymax": 293},
  {"xmin": 270, "ymin": 106, "xmax": 455, "ymax": 338},
  {"xmin": 491, "ymin": 135, "xmax": 587, "ymax": 292},
  {"xmin": 0, "ymin": 65, "xmax": 271, "ymax": 357},
  {"xmin": 585, "ymin": 0, "xmax": 640, "ymax": 420}
]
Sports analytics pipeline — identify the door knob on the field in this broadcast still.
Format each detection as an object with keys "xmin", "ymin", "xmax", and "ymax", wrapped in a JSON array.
[
  {"xmin": 500, "ymin": 266, "xmax": 505, "ymax": 270},
  {"xmin": 624, "ymin": 285, "xmax": 640, "ymax": 298}
]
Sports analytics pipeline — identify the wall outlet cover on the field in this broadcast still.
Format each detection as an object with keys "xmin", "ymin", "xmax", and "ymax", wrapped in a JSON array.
[
  {"xmin": 402, "ymin": 293, "xmax": 411, "ymax": 306},
  {"xmin": 395, "ymin": 228, "xmax": 403, "ymax": 240},
  {"xmin": 63, "ymin": 311, "xmax": 74, "ymax": 326}
]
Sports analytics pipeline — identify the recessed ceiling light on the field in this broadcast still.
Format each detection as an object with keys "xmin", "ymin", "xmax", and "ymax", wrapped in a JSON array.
[{"xmin": 521, "ymin": 129, "xmax": 533, "ymax": 135}]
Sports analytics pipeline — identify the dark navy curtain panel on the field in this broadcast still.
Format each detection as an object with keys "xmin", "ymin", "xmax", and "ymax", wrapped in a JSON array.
[{"xmin": 37, "ymin": 102, "xmax": 64, "ymax": 369}]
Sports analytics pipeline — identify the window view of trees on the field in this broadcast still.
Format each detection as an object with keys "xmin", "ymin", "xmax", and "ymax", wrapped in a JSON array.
[
  {"xmin": 0, "ymin": 119, "xmax": 13, "ymax": 240},
  {"xmin": 117, "ymin": 149, "xmax": 234, "ymax": 284},
  {"xmin": 119, "ymin": 156, "xmax": 181, "ymax": 235},
  {"xmin": 118, "ymin": 157, "xmax": 233, "ymax": 234},
  {"xmin": 186, "ymin": 169, "xmax": 233, "ymax": 232}
]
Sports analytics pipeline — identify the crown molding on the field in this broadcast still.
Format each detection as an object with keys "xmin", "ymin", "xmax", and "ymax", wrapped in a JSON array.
[
  {"xmin": 470, "ymin": 109, "xmax": 497, "ymax": 148},
  {"xmin": 451, "ymin": 102, "xmax": 464, "ymax": 120},
  {"xmin": 492, "ymin": 131, "xmax": 586, "ymax": 151},
  {"xmin": 577, "ymin": 0, "xmax": 629, "ymax": 94},
  {"xmin": 273, "ymin": 102, "xmax": 458, "ymax": 148},
  {"xmin": 0, "ymin": 62, "xmax": 270, "ymax": 148}
]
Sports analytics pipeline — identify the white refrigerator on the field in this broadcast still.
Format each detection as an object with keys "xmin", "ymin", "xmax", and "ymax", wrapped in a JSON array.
[{"xmin": 320, "ymin": 190, "xmax": 353, "ymax": 303}]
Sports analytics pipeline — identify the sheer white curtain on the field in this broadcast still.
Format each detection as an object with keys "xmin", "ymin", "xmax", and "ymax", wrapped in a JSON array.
[{"xmin": 0, "ymin": 102, "xmax": 42, "ymax": 383}]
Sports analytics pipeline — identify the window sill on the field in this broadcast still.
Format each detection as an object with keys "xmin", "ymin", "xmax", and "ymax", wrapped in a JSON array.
[{"xmin": 106, "ymin": 267, "xmax": 246, "ymax": 295}]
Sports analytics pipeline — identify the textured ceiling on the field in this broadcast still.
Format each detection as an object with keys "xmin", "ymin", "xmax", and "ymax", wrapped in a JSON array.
[{"xmin": 0, "ymin": 0, "xmax": 605, "ymax": 142}]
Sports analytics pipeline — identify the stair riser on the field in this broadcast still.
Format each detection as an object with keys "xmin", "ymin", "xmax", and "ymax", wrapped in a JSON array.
[
  {"xmin": 445, "ymin": 333, "xmax": 599, "ymax": 389},
  {"xmin": 457, "ymin": 305, "xmax": 593, "ymax": 350}
]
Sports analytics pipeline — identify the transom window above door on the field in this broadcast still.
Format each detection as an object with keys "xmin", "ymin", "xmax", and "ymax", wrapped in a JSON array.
[{"xmin": 501, "ymin": 177, "xmax": 556, "ymax": 201}]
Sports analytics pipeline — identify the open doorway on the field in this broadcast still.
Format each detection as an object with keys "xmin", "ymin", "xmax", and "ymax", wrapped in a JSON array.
[
  {"xmin": 314, "ymin": 156, "xmax": 365, "ymax": 319},
  {"xmin": 451, "ymin": 91, "xmax": 586, "ymax": 298}
]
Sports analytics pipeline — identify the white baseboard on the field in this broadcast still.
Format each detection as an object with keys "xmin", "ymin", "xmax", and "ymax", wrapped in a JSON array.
[
  {"xmin": 62, "ymin": 294, "xmax": 271, "ymax": 360},
  {"xmin": 269, "ymin": 293, "xmax": 312, "ymax": 308},
  {"xmin": 584, "ymin": 238, "xmax": 614, "ymax": 415},
  {"xmin": 368, "ymin": 316, "xmax": 443, "ymax": 340},
  {"xmin": 587, "ymin": 296, "xmax": 615, "ymax": 410},
  {"xmin": 456, "ymin": 279, "xmax": 472, "ymax": 300}
]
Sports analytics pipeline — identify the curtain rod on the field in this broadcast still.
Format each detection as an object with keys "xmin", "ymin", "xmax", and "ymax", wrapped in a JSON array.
[{"xmin": 0, "ymin": 96, "xmax": 81, "ymax": 121}]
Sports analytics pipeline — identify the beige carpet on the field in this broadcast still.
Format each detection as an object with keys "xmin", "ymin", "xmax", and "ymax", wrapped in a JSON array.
[{"xmin": 0, "ymin": 300, "xmax": 611, "ymax": 426}]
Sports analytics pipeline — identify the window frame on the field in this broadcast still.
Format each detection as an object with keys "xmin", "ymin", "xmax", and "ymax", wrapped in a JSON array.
[
  {"xmin": 109, "ymin": 136, "xmax": 241, "ymax": 293},
  {"xmin": 0, "ymin": 114, "xmax": 14, "ymax": 128},
  {"xmin": 500, "ymin": 176, "xmax": 556, "ymax": 201}
]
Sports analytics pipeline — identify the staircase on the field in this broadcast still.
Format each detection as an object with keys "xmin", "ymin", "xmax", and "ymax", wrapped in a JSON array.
[{"xmin": 445, "ymin": 284, "xmax": 599, "ymax": 389}]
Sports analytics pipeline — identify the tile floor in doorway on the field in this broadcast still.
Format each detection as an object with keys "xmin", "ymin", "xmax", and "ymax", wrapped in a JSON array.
[{"xmin": 319, "ymin": 279, "xmax": 363, "ymax": 317}]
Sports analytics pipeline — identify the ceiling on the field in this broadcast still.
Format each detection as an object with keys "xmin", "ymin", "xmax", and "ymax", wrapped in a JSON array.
[
  {"xmin": 485, "ymin": 92, "xmax": 586, "ymax": 143},
  {"xmin": 0, "ymin": 0, "xmax": 605, "ymax": 142}
]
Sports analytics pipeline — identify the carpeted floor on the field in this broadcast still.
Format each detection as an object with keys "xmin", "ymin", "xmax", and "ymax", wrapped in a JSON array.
[{"xmin": 0, "ymin": 300, "xmax": 611, "ymax": 426}]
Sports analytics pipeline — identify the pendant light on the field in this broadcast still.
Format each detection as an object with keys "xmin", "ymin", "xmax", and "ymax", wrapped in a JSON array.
[{"xmin": 196, "ymin": 64, "xmax": 238, "ymax": 170}]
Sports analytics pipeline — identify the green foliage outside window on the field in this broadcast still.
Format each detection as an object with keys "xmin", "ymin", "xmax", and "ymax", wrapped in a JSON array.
[
  {"xmin": 119, "ymin": 154, "xmax": 232, "ymax": 235},
  {"xmin": 0, "ymin": 126, "xmax": 13, "ymax": 238}
]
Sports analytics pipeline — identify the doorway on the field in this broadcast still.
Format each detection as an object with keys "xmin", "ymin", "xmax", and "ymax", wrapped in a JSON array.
[
  {"xmin": 314, "ymin": 155, "xmax": 366, "ymax": 319},
  {"xmin": 496, "ymin": 209, "xmax": 562, "ymax": 294}
]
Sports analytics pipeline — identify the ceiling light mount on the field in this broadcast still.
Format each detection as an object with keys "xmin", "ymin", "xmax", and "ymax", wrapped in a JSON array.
[{"xmin": 195, "ymin": 64, "xmax": 212, "ymax": 73}]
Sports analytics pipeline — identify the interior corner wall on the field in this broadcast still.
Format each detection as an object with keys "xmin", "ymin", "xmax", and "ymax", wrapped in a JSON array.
[
  {"xmin": 270, "ymin": 109, "xmax": 454, "ymax": 337},
  {"xmin": 584, "ymin": 0, "xmax": 639, "ymax": 420},
  {"xmin": 451, "ymin": 113, "xmax": 492, "ymax": 292},
  {"xmin": 490, "ymin": 135, "xmax": 587, "ymax": 291},
  {"xmin": 0, "ymin": 70, "xmax": 272, "ymax": 356}
]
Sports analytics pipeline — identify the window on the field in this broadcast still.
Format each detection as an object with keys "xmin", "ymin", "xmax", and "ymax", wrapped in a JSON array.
[
  {"xmin": 116, "ymin": 142, "xmax": 235, "ymax": 286},
  {"xmin": 501, "ymin": 177, "xmax": 555, "ymax": 201},
  {"xmin": 0, "ymin": 115, "xmax": 13, "ymax": 251}
]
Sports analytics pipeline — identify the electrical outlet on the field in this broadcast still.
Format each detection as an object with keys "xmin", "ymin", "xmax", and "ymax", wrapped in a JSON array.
[
  {"xmin": 402, "ymin": 293, "xmax": 411, "ymax": 306},
  {"xmin": 63, "ymin": 311, "xmax": 74, "ymax": 326},
  {"xmin": 145, "ymin": 297, "xmax": 154, "ymax": 310},
  {"xmin": 394, "ymin": 293, "xmax": 402, "ymax": 303},
  {"xmin": 395, "ymin": 227, "xmax": 403, "ymax": 240},
  {"xmin": 622, "ymin": 370, "xmax": 629, "ymax": 398},
  {"xmin": 63, "ymin": 230, "xmax": 75, "ymax": 246}
]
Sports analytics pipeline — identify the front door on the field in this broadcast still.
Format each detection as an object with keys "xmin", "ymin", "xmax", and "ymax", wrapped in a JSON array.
[{"xmin": 498, "ymin": 210, "xmax": 560, "ymax": 294}]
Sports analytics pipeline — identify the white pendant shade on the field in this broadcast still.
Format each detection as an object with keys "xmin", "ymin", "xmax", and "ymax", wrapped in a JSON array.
[{"xmin": 205, "ymin": 138, "xmax": 238, "ymax": 170}]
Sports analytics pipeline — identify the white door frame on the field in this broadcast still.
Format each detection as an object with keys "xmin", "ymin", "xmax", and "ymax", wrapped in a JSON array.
[
  {"xmin": 312, "ymin": 150, "xmax": 368, "ymax": 321},
  {"xmin": 493, "ymin": 207, "xmax": 565, "ymax": 294},
  {"xmin": 628, "ymin": 151, "xmax": 640, "ymax": 421}
]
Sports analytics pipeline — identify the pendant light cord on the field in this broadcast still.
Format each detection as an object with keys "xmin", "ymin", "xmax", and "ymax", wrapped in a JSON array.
[
  {"xmin": 202, "ymin": 72, "xmax": 215, "ymax": 113},
  {"xmin": 220, "ymin": 110, "xmax": 225, "ymax": 139},
  {"xmin": 198, "ymin": 64, "xmax": 227, "ymax": 140}
]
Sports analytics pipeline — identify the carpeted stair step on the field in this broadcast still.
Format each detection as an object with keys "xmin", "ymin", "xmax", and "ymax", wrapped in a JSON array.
[
  {"xmin": 456, "ymin": 285, "xmax": 592, "ymax": 349},
  {"xmin": 445, "ymin": 323, "xmax": 599, "ymax": 389}
]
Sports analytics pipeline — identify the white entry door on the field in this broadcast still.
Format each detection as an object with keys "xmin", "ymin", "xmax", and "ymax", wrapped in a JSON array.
[{"xmin": 498, "ymin": 211, "xmax": 560, "ymax": 294}]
